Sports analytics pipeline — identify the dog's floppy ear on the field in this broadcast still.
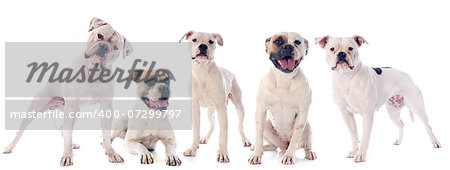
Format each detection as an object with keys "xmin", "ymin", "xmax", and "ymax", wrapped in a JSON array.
[
  {"xmin": 155, "ymin": 69, "xmax": 176, "ymax": 81},
  {"xmin": 122, "ymin": 37, "xmax": 133, "ymax": 58},
  {"xmin": 132, "ymin": 69, "xmax": 144, "ymax": 82},
  {"xmin": 88, "ymin": 17, "xmax": 108, "ymax": 32},
  {"xmin": 353, "ymin": 35, "xmax": 368, "ymax": 47},
  {"xmin": 265, "ymin": 37, "xmax": 271, "ymax": 53},
  {"xmin": 179, "ymin": 30, "xmax": 195, "ymax": 43},
  {"xmin": 315, "ymin": 36, "xmax": 329, "ymax": 49},
  {"xmin": 212, "ymin": 33, "xmax": 223, "ymax": 46},
  {"xmin": 304, "ymin": 38, "xmax": 309, "ymax": 55}
]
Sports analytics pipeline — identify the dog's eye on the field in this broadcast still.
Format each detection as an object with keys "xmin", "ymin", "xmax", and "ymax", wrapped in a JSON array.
[
  {"xmin": 274, "ymin": 40, "xmax": 281, "ymax": 45},
  {"xmin": 348, "ymin": 47, "xmax": 353, "ymax": 51},
  {"xmin": 192, "ymin": 38, "xmax": 197, "ymax": 42},
  {"xmin": 330, "ymin": 47, "xmax": 335, "ymax": 51},
  {"xmin": 209, "ymin": 40, "xmax": 214, "ymax": 44},
  {"xmin": 97, "ymin": 34, "xmax": 103, "ymax": 40},
  {"xmin": 113, "ymin": 45, "xmax": 118, "ymax": 50},
  {"xmin": 294, "ymin": 40, "xmax": 301, "ymax": 45}
]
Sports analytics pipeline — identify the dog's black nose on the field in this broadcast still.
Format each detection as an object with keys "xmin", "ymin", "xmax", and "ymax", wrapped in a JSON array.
[
  {"xmin": 84, "ymin": 53, "xmax": 90, "ymax": 58},
  {"xmin": 282, "ymin": 44, "xmax": 294, "ymax": 53},
  {"xmin": 199, "ymin": 44, "xmax": 208, "ymax": 51},
  {"xmin": 337, "ymin": 52, "xmax": 347, "ymax": 61}
]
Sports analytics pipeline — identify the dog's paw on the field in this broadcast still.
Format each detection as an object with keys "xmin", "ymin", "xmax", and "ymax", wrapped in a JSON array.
[
  {"xmin": 393, "ymin": 140, "xmax": 402, "ymax": 145},
  {"xmin": 166, "ymin": 155, "xmax": 182, "ymax": 166},
  {"xmin": 281, "ymin": 153, "xmax": 296, "ymax": 165},
  {"xmin": 346, "ymin": 151, "xmax": 357, "ymax": 158},
  {"xmin": 433, "ymin": 141, "xmax": 441, "ymax": 148},
  {"xmin": 199, "ymin": 138, "xmax": 208, "ymax": 144},
  {"xmin": 140, "ymin": 151, "xmax": 154, "ymax": 164},
  {"xmin": 106, "ymin": 151, "xmax": 124, "ymax": 163},
  {"xmin": 217, "ymin": 151, "xmax": 229, "ymax": 163},
  {"xmin": 60, "ymin": 154, "xmax": 74, "ymax": 166},
  {"xmin": 354, "ymin": 153, "xmax": 366, "ymax": 163},
  {"xmin": 248, "ymin": 152, "xmax": 263, "ymax": 165},
  {"xmin": 183, "ymin": 148, "xmax": 197, "ymax": 157},
  {"xmin": 243, "ymin": 140, "xmax": 252, "ymax": 147},
  {"xmin": 305, "ymin": 151, "xmax": 317, "ymax": 160},
  {"xmin": 3, "ymin": 145, "xmax": 14, "ymax": 154}
]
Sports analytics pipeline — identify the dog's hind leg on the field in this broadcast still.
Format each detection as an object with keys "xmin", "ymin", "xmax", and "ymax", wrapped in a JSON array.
[
  {"xmin": 386, "ymin": 94, "xmax": 405, "ymax": 145},
  {"xmin": 229, "ymin": 80, "xmax": 252, "ymax": 147},
  {"xmin": 402, "ymin": 89, "xmax": 441, "ymax": 148},
  {"xmin": 200, "ymin": 107, "xmax": 215, "ymax": 144},
  {"xmin": 3, "ymin": 97, "xmax": 56, "ymax": 154},
  {"xmin": 45, "ymin": 97, "xmax": 81, "ymax": 150}
]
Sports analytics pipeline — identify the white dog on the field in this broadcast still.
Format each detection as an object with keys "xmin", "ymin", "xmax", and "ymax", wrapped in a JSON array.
[
  {"xmin": 111, "ymin": 69, "xmax": 180, "ymax": 166},
  {"xmin": 315, "ymin": 35, "xmax": 441, "ymax": 162},
  {"xmin": 179, "ymin": 31, "xmax": 251, "ymax": 163},
  {"xmin": 3, "ymin": 18, "xmax": 133, "ymax": 166},
  {"xmin": 248, "ymin": 32, "xmax": 316, "ymax": 165}
]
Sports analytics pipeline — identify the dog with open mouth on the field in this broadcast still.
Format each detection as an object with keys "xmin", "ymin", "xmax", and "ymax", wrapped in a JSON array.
[
  {"xmin": 179, "ymin": 31, "xmax": 252, "ymax": 163},
  {"xmin": 111, "ymin": 69, "xmax": 180, "ymax": 166},
  {"xmin": 248, "ymin": 32, "xmax": 317, "ymax": 165},
  {"xmin": 3, "ymin": 18, "xmax": 133, "ymax": 166},
  {"xmin": 315, "ymin": 35, "xmax": 441, "ymax": 163}
]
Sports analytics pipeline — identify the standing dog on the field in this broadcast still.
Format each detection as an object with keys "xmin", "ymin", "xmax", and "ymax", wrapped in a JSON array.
[
  {"xmin": 179, "ymin": 31, "xmax": 251, "ymax": 163},
  {"xmin": 111, "ymin": 69, "xmax": 180, "ymax": 166},
  {"xmin": 3, "ymin": 18, "xmax": 133, "ymax": 166},
  {"xmin": 248, "ymin": 32, "xmax": 317, "ymax": 165},
  {"xmin": 315, "ymin": 35, "xmax": 441, "ymax": 162}
]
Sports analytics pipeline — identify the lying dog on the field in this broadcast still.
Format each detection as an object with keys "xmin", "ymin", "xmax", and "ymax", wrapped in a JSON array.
[
  {"xmin": 179, "ymin": 31, "xmax": 251, "ymax": 163},
  {"xmin": 3, "ymin": 18, "xmax": 133, "ymax": 166},
  {"xmin": 248, "ymin": 32, "xmax": 316, "ymax": 165},
  {"xmin": 315, "ymin": 35, "xmax": 441, "ymax": 162},
  {"xmin": 111, "ymin": 69, "xmax": 180, "ymax": 166}
]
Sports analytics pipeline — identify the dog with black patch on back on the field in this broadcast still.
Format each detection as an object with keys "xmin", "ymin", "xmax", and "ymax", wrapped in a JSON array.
[{"xmin": 315, "ymin": 35, "xmax": 441, "ymax": 163}]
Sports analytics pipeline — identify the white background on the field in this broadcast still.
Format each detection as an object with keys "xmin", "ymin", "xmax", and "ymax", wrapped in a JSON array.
[{"xmin": 1, "ymin": 0, "xmax": 449, "ymax": 170}]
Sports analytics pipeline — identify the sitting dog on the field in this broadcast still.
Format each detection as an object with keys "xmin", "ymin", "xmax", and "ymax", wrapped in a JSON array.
[
  {"xmin": 3, "ymin": 18, "xmax": 133, "ymax": 166},
  {"xmin": 315, "ymin": 35, "xmax": 441, "ymax": 162},
  {"xmin": 248, "ymin": 32, "xmax": 317, "ymax": 165},
  {"xmin": 179, "ymin": 31, "xmax": 251, "ymax": 163},
  {"xmin": 111, "ymin": 69, "xmax": 180, "ymax": 166}
]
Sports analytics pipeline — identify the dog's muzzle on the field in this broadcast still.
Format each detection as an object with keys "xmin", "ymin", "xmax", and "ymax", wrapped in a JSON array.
[
  {"xmin": 270, "ymin": 44, "xmax": 301, "ymax": 73},
  {"xmin": 85, "ymin": 43, "xmax": 110, "ymax": 69},
  {"xmin": 332, "ymin": 52, "xmax": 354, "ymax": 71},
  {"xmin": 193, "ymin": 44, "xmax": 209, "ymax": 60}
]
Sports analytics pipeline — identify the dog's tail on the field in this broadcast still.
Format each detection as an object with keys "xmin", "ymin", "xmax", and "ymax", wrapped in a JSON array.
[{"xmin": 409, "ymin": 111, "xmax": 415, "ymax": 122}]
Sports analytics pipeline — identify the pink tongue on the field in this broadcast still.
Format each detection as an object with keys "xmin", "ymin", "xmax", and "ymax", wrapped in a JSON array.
[{"xmin": 280, "ymin": 59, "xmax": 295, "ymax": 70}]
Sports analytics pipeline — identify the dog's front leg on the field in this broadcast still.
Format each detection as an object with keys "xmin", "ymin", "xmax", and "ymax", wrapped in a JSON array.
[
  {"xmin": 248, "ymin": 106, "xmax": 267, "ymax": 165},
  {"xmin": 354, "ymin": 112, "xmax": 374, "ymax": 163},
  {"xmin": 183, "ymin": 102, "xmax": 200, "ymax": 156},
  {"xmin": 341, "ymin": 109, "xmax": 359, "ymax": 158},
  {"xmin": 161, "ymin": 136, "xmax": 182, "ymax": 166},
  {"xmin": 100, "ymin": 101, "xmax": 124, "ymax": 163},
  {"xmin": 125, "ymin": 137, "xmax": 154, "ymax": 164},
  {"xmin": 60, "ymin": 100, "xmax": 78, "ymax": 166},
  {"xmin": 216, "ymin": 105, "xmax": 229, "ymax": 163},
  {"xmin": 281, "ymin": 111, "xmax": 307, "ymax": 165}
]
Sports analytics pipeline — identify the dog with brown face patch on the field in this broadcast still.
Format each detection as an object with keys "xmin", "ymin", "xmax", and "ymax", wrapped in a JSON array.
[
  {"xmin": 111, "ymin": 69, "xmax": 180, "ymax": 166},
  {"xmin": 2, "ymin": 18, "xmax": 133, "ymax": 166},
  {"xmin": 315, "ymin": 35, "xmax": 441, "ymax": 163},
  {"xmin": 248, "ymin": 32, "xmax": 316, "ymax": 165},
  {"xmin": 179, "ymin": 31, "xmax": 252, "ymax": 163}
]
